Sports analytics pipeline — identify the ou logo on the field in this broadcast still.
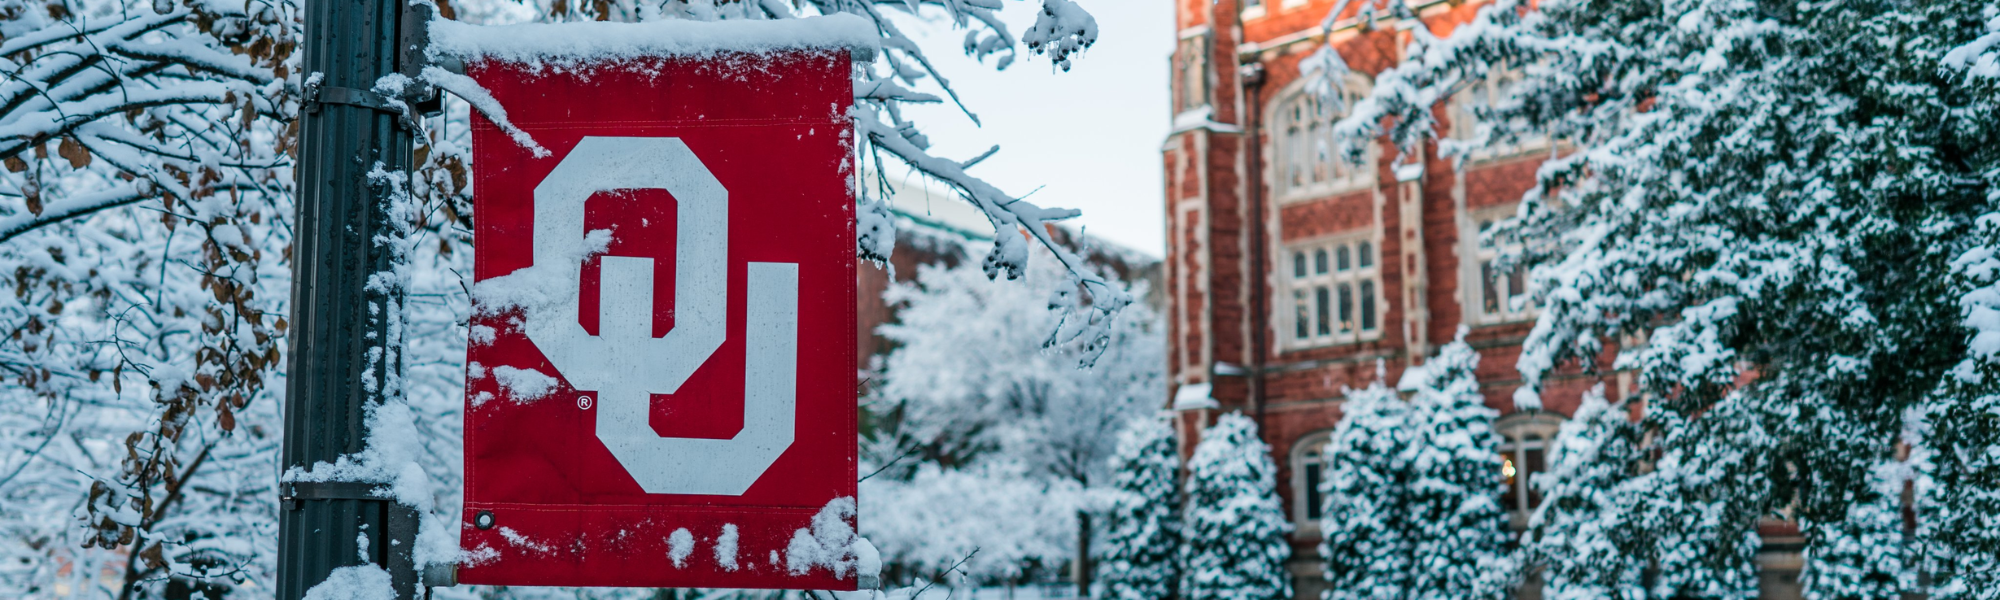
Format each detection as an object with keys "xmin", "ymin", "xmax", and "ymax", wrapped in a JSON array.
[{"xmin": 523, "ymin": 136, "xmax": 796, "ymax": 496}]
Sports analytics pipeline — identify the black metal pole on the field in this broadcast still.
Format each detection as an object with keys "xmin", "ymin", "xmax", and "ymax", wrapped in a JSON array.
[{"xmin": 278, "ymin": 0, "xmax": 417, "ymax": 597}]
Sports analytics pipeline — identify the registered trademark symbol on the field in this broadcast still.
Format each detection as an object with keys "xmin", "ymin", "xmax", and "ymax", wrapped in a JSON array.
[{"xmin": 577, "ymin": 395, "xmax": 593, "ymax": 410}]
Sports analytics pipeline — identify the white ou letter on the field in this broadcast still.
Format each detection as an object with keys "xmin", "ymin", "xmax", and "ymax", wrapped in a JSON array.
[{"xmin": 526, "ymin": 136, "xmax": 796, "ymax": 496}]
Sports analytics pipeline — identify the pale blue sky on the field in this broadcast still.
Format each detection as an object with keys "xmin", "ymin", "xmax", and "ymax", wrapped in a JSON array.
[{"xmin": 892, "ymin": 0, "xmax": 1175, "ymax": 257}]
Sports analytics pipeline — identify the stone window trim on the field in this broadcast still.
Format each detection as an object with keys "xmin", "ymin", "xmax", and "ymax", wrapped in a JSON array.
[
  {"xmin": 1289, "ymin": 428, "xmax": 1336, "ymax": 536},
  {"xmin": 1266, "ymin": 75, "xmax": 1378, "ymax": 204},
  {"xmin": 1496, "ymin": 409, "xmax": 1566, "ymax": 530},
  {"xmin": 1280, "ymin": 231, "xmax": 1385, "ymax": 352},
  {"xmin": 1461, "ymin": 203, "xmax": 1538, "ymax": 326}
]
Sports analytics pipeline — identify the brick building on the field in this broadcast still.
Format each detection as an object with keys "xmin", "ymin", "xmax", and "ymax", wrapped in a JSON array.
[{"xmin": 1159, "ymin": 0, "xmax": 1804, "ymax": 598}]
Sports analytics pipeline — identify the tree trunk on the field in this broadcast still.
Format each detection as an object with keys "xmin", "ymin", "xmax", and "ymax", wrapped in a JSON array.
[{"xmin": 1075, "ymin": 510, "xmax": 1093, "ymax": 598}]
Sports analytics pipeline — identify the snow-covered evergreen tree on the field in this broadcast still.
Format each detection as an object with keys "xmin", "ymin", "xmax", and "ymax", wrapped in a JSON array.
[
  {"xmin": 1403, "ymin": 338, "xmax": 1513, "ymax": 600},
  {"xmin": 1800, "ymin": 471, "xmax": 1912, "ymax": 600},
  {"xmin": 1525, "ymin": 386, "xmax": 1647, "ymax": 600},
  {"xmin": 1917, "ymin": 381, "xmax": 2000, "ymax": 599},
  {"xmin": 1318, "ymin": 379, "xmax": 1416, "ymax": 600},
  {"xmin": 1928, "ymin": 142, "xmax": 2000, "ymax": 599},
  {"xmin": 1098, "ymin": 416, "xmax": 1182, "ymax": 600},
  {"xmin": 1638, "ymin": 398, "xmax": 1772, "ymax": 600},
  {"xmin": 1182, "ymin": 412, "xmax": 1293, "ymax": 600},
  {"xmin": 1320, "ymin": 0, "xmax": 2000, "ymax": 595}
]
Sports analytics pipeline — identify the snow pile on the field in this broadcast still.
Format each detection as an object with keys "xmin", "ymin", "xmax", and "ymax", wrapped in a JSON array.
[
  {"xmin": 786, "ymin": 497, "xmax": 879, "ymax": 581},
  {"xmin": 301, "ymin": 564, "xmax": 396, "ymax": 600},
  {"xmin": 715, "ymin": 523, "xmax": 741, "ymax": 571},
  {"xmin": 1020, "ymin": 0, "xmax": 1098, "ymax": 71},
  {"xmin": 276, "ymin": 164, "xmax": 470, "ymax": 581},
  {"xmin": 668, "ymin": 528, "xmax": 695, "ymax": 568},
  {"xmin": 280, "ymin": 400, "xmax": 429, "ymax": 509},
  {"xmin": 491, "ymin": 365, "xmax": 558, "ymax": 402},
  {"xmin": 470, "ymin": 228, "xmax": 611, "ymax": 319},
  {"xmin": 854, "ymin": 537, "xmax": 882, "ymax": 584},
  {"xmin": 427, "ymin": 14, "xmax": 880, "ymax": 66}
]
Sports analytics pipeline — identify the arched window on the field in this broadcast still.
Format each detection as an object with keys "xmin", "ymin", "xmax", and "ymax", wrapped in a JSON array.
[
  {"xmin": 1274, "ymin": 82, "xmax": 1373, "ymax": 199},
  {"xmin": 1289, "ymin": 430, "xmax": 1336, "ymax": 533},
  {"xmin": 1495, "ymin": 410, "xmax": 1567, "ymax": 529}
]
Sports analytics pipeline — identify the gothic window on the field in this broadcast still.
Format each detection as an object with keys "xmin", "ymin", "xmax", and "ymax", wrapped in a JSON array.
[
  {"xmin": 1496, "ymin": 411, "xmax": 1566, "ymax": 529},
  {"xmin": 1275, "ymin": 83, "xmax": 1373, "ymax": 200},
  {"xmin": 1284, "ymin": 233, "xmax": 1382, "ymax": 350},
  {"xmin": 1290, "ymin": 430, "xmax": 1335, "ymax": 533},
  {"xmin": 1466, "ymin": 208, "xmax": 1536, "ymax": 324}
]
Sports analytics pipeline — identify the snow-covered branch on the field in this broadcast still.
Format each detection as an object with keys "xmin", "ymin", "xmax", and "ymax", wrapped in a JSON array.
[{"xmin": 856, "ymin": 112, "xmax": 1130, "ymax": 363}]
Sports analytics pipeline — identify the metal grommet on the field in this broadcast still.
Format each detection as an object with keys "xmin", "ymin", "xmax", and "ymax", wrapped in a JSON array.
[{"xmin": 474, "ymin": 510, "xmax": 496, "ymax": 530}]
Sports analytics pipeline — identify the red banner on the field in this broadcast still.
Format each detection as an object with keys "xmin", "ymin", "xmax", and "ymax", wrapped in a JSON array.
[{"xmin": 458, "ymin": 50, "xmax": 858, "ymax": 590}]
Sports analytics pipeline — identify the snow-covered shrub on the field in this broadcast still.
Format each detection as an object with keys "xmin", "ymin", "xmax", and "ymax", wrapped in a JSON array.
[
  {"xmin": 1926, "ymin": 211, "xmax": 2000, "ymax": 599},
  {"xmin": 1317, "ymin": 379, "xmax": 1416, "ymax": 600},
  {"xmin": 1181, "ymin": 412, "xmax": 1292, "ymax": 600},
  {"xmin": 1800, "ymin": 473, "xmax": 1912, "ymax": 600},
  {"xmin": 1524, "ymin": 386, "xmax": 1647, "ymax": 600},
  {"xmin": 1098, "ymin": 416, "xmax": 1181, "ymax": 600},
  {"xmin": 1403, "ymin": 339, "xmax": 1513, "ymax": 600},
  {"xmin": 1639, "ymin": 398, "xmax": 1771, "ymax": 600}
]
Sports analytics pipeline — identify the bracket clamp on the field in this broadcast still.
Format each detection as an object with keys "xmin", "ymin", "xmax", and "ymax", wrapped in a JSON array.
[
  {"xmin": 307, "ymin": 86, "xmax": 400, "ymax": 113},
  {"xmin": 280, "ymin": 480, "xmax": 390, "ymax": 510}
]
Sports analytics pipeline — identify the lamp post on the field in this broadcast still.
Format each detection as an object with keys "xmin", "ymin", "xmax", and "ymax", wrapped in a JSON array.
[{"xmin": 277, "ymin": 1, "xmax": 429, "ymax": 597}]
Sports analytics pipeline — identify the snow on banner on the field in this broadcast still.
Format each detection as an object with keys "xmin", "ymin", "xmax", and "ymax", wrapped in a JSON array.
[{"xmin": 455, "ymin": 42, "xmax": 860, "ymax": 589}]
